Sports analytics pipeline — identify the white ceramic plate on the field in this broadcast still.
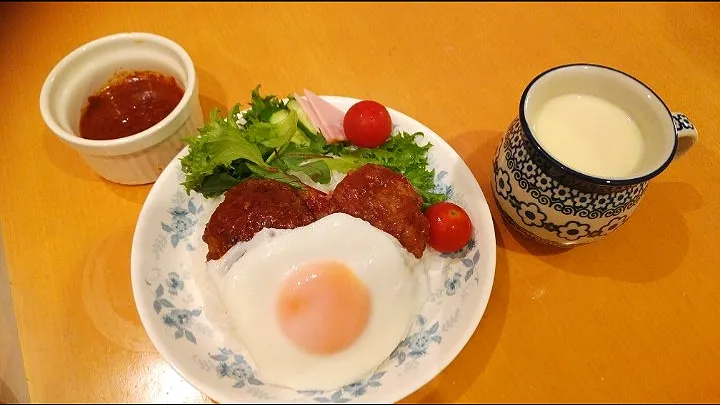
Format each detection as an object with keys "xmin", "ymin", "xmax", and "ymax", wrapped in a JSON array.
[{"xmin": 131, "ymin": 96, "xmax": 497, "ymax": 403}]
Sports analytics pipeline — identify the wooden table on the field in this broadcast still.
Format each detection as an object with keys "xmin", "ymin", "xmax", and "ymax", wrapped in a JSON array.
[{"xmin": 2, "ymin": 2, "xmax": 719, "ymax": 403}]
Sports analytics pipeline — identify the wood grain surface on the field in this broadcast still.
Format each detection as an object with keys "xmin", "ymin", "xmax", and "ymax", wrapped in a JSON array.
[{"xmin": 0, "ymin": 2, "xmax": 718, "ymax": 403}]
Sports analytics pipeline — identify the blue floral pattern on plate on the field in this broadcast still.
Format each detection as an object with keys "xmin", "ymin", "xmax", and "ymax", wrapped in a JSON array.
[
  {"xmin": 131, "ymin": 96, "xmax": 496, "ymax": 404},
  {"xmin": 389, "ymin": 315, "xmax": 442, "ymax": 367},
  {"xmin": 210, "ymin": 348, "xmax": 264, "ymax": 388}
]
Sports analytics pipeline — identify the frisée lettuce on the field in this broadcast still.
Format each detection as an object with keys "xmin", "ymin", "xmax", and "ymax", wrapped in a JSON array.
[{"xmin": 180, "ymin": 85, "xmax": 446, "ymax": 208}]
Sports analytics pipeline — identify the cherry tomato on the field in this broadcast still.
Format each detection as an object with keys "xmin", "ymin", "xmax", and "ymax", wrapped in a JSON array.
[
  {"xmin": 343, "ymin": 100, "xmax": 393, "ymax": 148},
  {"xmin": 424, "ymin": 202, "xmax": 473, "ymax": 253}
]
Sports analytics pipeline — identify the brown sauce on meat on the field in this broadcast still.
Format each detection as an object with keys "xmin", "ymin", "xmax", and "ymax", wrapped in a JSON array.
[
  {"xmin": 203, "ymin": 179, "xmax": 323, "ymax": 261},
  {"xmin": 203, "ymin": 165, "xmax": 429, "ymax": 261},
  {"xmin": 298, "ymin": 185, "xmax": 337, "ymax": 219},
  {"xmin": 79, "ymin": 70, "xmax": 184, "ymax": 140},
  {"xmin": 331, "ymin": 164, "xmax": 429, "ymax": 258}
]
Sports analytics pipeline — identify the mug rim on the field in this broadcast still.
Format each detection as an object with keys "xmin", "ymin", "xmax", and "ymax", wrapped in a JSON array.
[
  {"xmin": 39, "ymin": 32, "xmax": 197, "ymax": 156},
  {"xmin": 518, "ymin": 63, "xmax": 678, "ymax": 186}
]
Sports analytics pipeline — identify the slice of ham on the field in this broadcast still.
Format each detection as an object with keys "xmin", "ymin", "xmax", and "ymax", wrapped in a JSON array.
[
  {"xmin": 296, "ymin": 89, "xmax": 347, "ymax": 144},
  {"xmin": 294, "ymin": 93, "xmax": 323, "ymax": 134}
]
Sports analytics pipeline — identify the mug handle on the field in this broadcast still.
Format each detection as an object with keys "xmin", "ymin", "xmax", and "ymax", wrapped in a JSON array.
[{"xmin": 671, "ymin": 112, "xmax": 698, "ymax": 158}]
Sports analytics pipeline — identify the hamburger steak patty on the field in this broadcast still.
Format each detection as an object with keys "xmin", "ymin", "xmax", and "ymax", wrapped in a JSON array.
[
  {"xmin": 203, "ymin": 179, "xmax": 328, "ymax": 260},
  {"xmin": 331, "ymin": 164, "xmax": 430, "ymax": 258},
  {"xmin": 203, "ymin": 164, "xmax": 430, "ymax": 261}
]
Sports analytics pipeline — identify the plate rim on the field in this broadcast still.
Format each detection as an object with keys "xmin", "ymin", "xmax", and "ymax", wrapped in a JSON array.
[{"xmin": 130, "ymin": 95, "xmax": 497, "ymax": 403}]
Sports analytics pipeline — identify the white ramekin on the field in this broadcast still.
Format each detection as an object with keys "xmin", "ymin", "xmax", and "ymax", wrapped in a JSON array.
[{"xmin": 39, "ymin": 32, "xmax": 204, "ymax": 185}]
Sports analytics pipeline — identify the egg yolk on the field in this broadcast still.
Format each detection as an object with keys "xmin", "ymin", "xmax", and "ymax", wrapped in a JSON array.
[{"xmin": 276, "ymin": 261, "xmax": 371, "ymax": 355}]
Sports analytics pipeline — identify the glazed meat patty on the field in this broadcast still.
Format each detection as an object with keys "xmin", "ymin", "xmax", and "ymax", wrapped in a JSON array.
[
  {"xmin": 298, "ymin": 185, "xmax": 337, "ymax": 219},
  {"xmin": 203, "ymin": 179, "xmax": 334, "ymax": 260},
  {"xmin": 203, "ymin": 164, "xmax": 429, "ymax": 261},
  {"xmin": 331, "ymin": 164, "xmax": 430, "ymax": 258}
]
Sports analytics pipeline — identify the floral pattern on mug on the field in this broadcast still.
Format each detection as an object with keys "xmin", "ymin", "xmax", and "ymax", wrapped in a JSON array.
[
  {"xmin": 534, "ymin": 172, "xmax": 554, "ymax": 192},
  {"xmin": 592, "ymin": 195, "xmax": 613, "ymax": 212},
  {"xmin": 599, "ymin": 216, "xmax": 627, "ymax": 235},
  {"xmin": 495, "ymin": 169, "xmax": 512, "ymax": 198},
  {"xmin": 672, "ymin": 112, "xmax": 695, "ymax": 132},
  {"xmin": 556, "ymin": 221, "xmax": 591, "ymax": 241},
  {"xmin": 552, "ymin": 184, "xmax": 573, "ymax": 201},
  {"xmin": 491, "ymin": 65, "xmax": 698, "ymax": 248},
  {"xmin": 516, "ymin": 202, "xmax": 547, "ymax": 227},
  {"xmin": 571, "ymin": 191, "xmax": 593, "ymax": 209}
]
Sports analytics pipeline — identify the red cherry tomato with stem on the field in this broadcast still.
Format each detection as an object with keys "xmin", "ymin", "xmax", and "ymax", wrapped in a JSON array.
[
  {"xmin": 343, "ymin": 100, "xmax": 393, "ymax": 148},
  {"xmin": 424, "ymin": 202, "xmax": 473, "ymax": 253}
]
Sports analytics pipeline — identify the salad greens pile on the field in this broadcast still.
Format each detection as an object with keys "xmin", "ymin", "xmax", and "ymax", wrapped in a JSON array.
[{"xmin": 180, "ymin": 85, "xmax": 446, "ymax": 208}]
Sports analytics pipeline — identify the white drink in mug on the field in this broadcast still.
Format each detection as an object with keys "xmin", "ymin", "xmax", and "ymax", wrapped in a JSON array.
[
  {"xmin": 531, "ymin": 93, "xmax": 646, "ymax": 179},
  {"xmin": 492, "ymin": 63, "xmax": 698, "ymax": 247}
]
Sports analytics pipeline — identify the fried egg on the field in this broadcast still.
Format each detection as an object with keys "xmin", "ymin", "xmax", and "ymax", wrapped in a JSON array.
[{"xmin": 207, "ymin": 212, "xmax": 428, "ymax": 391}]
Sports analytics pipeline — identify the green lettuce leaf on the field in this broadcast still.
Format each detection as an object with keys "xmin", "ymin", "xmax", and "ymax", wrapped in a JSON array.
[
  {"xmin": 243, "ymin": 85, "xmax": 286, "ymax": 124},
  {"xmin": 180, "ymin": 110, "xmax": 266, "ymax": 194},
  {"xmin": 180, "ymin": 86, "xmax": 447, "ymax": 208},
  {"xmin": 245, "ymin": 109, "xmax": 297, "ymax": 149}
]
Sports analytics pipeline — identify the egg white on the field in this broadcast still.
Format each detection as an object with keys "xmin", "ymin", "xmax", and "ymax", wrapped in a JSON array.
[{"xmin": 208, "ymin": 212, "xmax": 429, "ymax": 391}]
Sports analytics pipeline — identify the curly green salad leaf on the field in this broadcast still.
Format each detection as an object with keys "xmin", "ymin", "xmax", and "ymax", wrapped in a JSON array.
[
  {"xmin": 325, "ymin": 133, "xmax": 447, "ymax": 207},
  {"xmin": 180, "ymin": 85, "xmax": 447, "ymax": 208}
]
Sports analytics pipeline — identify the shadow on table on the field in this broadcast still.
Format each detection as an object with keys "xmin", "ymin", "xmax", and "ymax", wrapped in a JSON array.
[
  {"xmin": 41, "ymin": 127, "xmax": 154, "ymax": 204},
  {"xmin": 502, "ymin": 180, "xmax": 700, "ymax": 282},
  {"xmin": 42, "ymin": 130, "xmax": 154, "ymax": 204},
  {"xmin": 0, "ymin": 378, "xmax": 19, "ymax": 404},
  {"xmin": 196, "ymin": 65, "xmax": 229, "ymax": 121},
  {"xmin": 42, "ymin": 128, "xmax": 99, "ymax": 182},
  {"xmin": 0, "ymin": 228, "xmax": 30, "ymax": 404}
]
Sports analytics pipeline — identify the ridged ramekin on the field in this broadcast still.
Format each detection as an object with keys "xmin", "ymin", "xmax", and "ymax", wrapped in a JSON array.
[{"xmin": 40, "ymin": 32, "xmax": 203, "ymax": 185}]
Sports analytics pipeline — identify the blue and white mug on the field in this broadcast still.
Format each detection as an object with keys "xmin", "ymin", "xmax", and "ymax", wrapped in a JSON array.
[{"xmin": 492, "ymin": 63, "xmax": 698, "ymax": 247}]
